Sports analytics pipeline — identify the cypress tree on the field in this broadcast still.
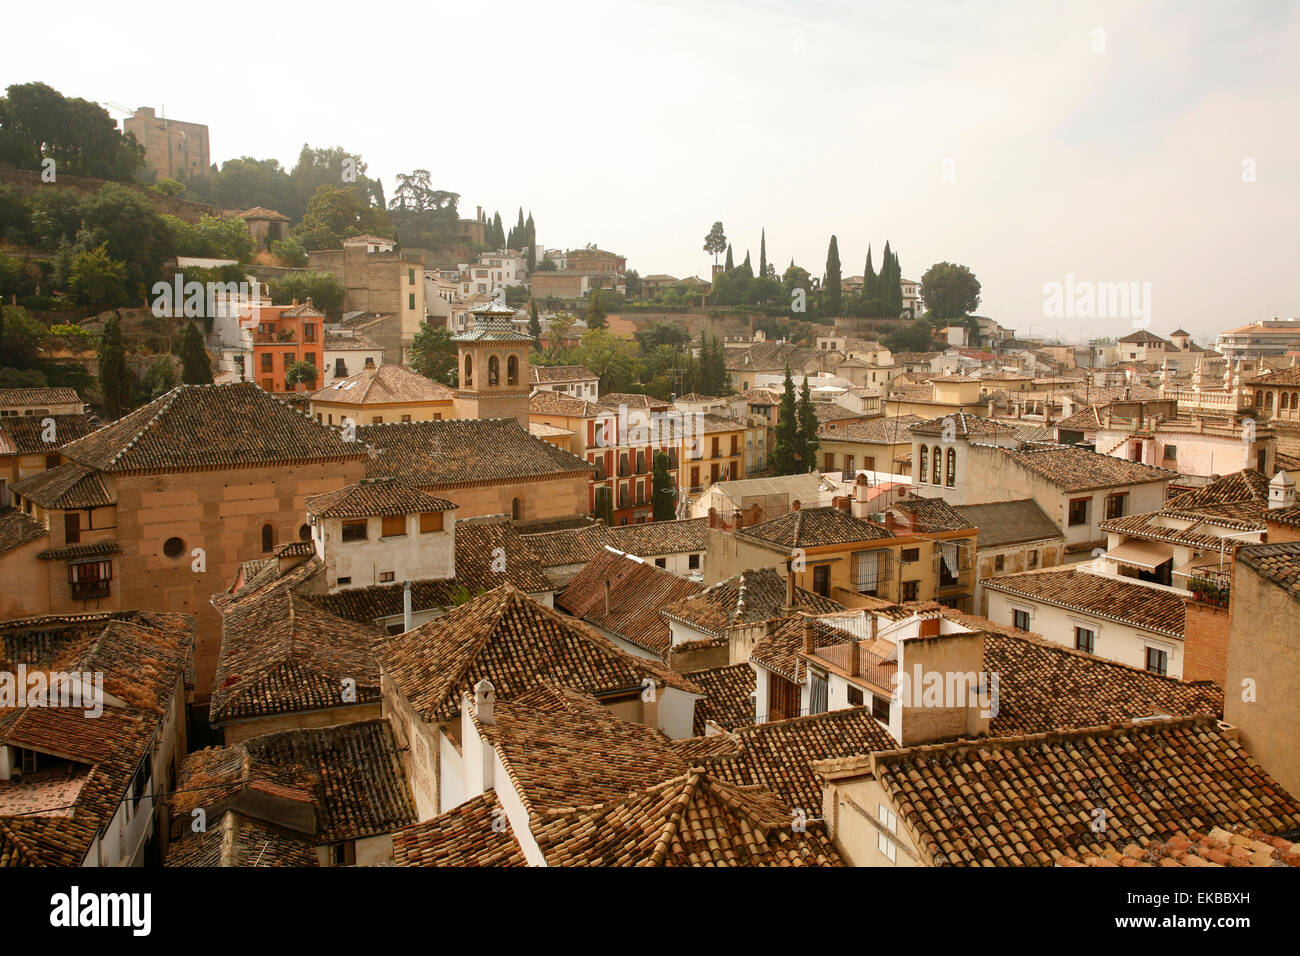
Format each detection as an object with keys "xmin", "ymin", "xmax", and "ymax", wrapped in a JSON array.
[
  {"xmin": 652, "ymin": 451, "xmax": 676, "ymax": 521},
  {"xmin": 97, "ymin": 313, "xmax": 134, "ymax": 417},
  {"xmin": 824, "ymin": 235, "xmax": 842, "ymax": 317},
  {"xmin": 724, "ymin": 244, "xmax": 734, "ymax": 273},
  {"xmin": 742, "ymin": 250, "xmax": 752, "ymax": 274},
  {"xmin": 491, "ymin": 211, "xmax": 503, "ymax": 249},
  {"xmin": 863, "ymin": 245, "xmax": 878, "ymax": 305},
  {"xmin": 180, "ymin": 321, "xmax": 213, "ymax": 384},
  {"xmin": 525, "ymin": 212, "xmax": 537, "ymax": 271},
  {"xmin": 709, "ymin": 334, "xmax": 727, "ymax": 394},
  {"xmin": 879, "ymin": 240, "xmax": 896, "ymax": 316},
  {"xmin": 586, "ymin": 289, "xmax": 607, "ymax": 329},
  {"xmin": 888, "ymin": 251, "xmax": 904, "ymax": 316},
  {"xmin": 770, "ymin": 366, "xmax": 799, "ymax": 476},
  {"xmin": 797, "ymin": 376, "xmax": 819, "ymax": 473},
  {"xmin": 527, "ymin": 299, "xmax": 542, "ymax": 340},
  {"xmin": 759, "ymin": 229, "xmax": 767, "ymax": 279}
]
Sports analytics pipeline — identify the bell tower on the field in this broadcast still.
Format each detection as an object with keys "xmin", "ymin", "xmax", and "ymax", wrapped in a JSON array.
[{"xmin": 451, "ymin": 300, "xmax": 534, "ymax": 426}]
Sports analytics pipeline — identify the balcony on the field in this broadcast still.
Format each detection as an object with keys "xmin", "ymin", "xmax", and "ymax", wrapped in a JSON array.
[{"xmin": 70, "ymin": 581, "xmax": 110, "ymax": 600}]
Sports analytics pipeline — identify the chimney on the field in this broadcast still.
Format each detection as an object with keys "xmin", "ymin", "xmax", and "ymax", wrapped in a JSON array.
[
  {"xmin": 834, "ymin": 495, "xmax": 851, "ymax": 513},
  {"xmin": 785, "ymin": 560, "xmax": 797, "ymax": 610},
  {"xmin": 802, "ymin": 616, "xmax": 815, "ymax": 654},
  {"xmin": 732, "ymin": 508, "xmax": 744, "ymax": 529},
  {"xmin": 474, "ymin": 678, "xmax": 495, "ymax": 725},
  {"xmin": 403, "ymin": 580, "xmax": 413, "ymax": 632},
  {"xmin": 792, "ymin": 499, "xmax": 802, "ymax": 511},
  {"xmin": 847, "ymin": 639, "xmax": 861, "ymax": 677},
  {"xmin": 364, "ymin": 357, "xmax": 376, "ymax": 369}
]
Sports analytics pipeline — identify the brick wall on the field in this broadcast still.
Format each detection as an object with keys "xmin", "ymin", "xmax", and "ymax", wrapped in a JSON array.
[{"xmin": 1182, "ymin": 599, "xmax": 1230, "ymax": 684}]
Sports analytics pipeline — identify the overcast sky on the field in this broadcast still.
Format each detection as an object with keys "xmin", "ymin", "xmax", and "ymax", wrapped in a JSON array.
[{"xmin": 7, "ymin": 0, "xmax": 1298, "ymax": 343}]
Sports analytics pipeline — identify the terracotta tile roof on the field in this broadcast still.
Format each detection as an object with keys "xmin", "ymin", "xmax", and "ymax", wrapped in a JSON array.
[
  {"xmin": 0, "ymin": 611, "xmax": 194, "ymax": 866},
  {"xmin": 982, "ymin": 568, "xmax": 1186, "ymax": 639},
  {"xmin": 480, "ymin": 685, "xmax": 688, "ymax": 815},
  {"xmin": 360, "ymin": 418, "xmax": 592, "ymax": 487},
  {"xmin": 606, "ymin": 517, "xmax": 710, "ymax": 556},
  {"xmin": 0, "ymin": 507, "xmax": 46, "ymax": 556},
  {"xmin": 166, "ymin": 811, "xmax": 318, "ymax": 867},
  {"xmin": 556, "ymin": 548, "xmax": 704, "ymax": 658},
  {"xmin": 725, "ymin": 342, "xmax": 822, "ymax": 372},
  {"xmin": 890, "ymin": 495, "xmax": 975, "ymax": 533},
  {"xmin": 980, "ymin": 628, "xmax": 1223, "ymax": 736},
  {"xmin": 530, "ymin": 364, "xmax": 597, "ymax": 384},
  {"xmin": 952, "ymin": 499, "xmax": 1063, "ymax": 547},
  {"xmin": 11, "ymin": 463, "xmax": 114, "ymax": 509},
  {"xmin": 305, "ymin": 477, "xmax": 457, "ymax": 518},
  {"xmin": 687, "ymin": 664, "xmax": 756, "ymax": 734},
  {"xmin": 518, "ymin": 524, "xmax": 614, "ymax": 570},
  {"xmin": 866, "ymin": 717, "xmax": 1300, "ymax": 866},
  {"xmin": 706, "ymin": 706, "xmax": 898, "ymax": 813},
  {"xmin": 0, "ymin": 388, "xmax": 82, "ymax": 408},
  {"xmin": 1060, "ymin": 825, "xmax": 1300, "ymax": 867},
  {"xmin": 531, "ymin": 770, "xmax": 843, "ymax": 866},
  {"xmin": 909, "ymin": 412, "xmax": 1016, "ymax": 438},
  {"xmin": 1055, "ymin": 404, "xmax": 1107, "ymax": 431},
  {"xmin": 309, "ymin": 363, "xmax": 454, "ymax": 404},
  {"xmin": 661, "ymin": 567, "xmax": 842, "ymax": 638},
  {"xmin": 819, "ymin": 414, "xmax": 924, "ymax": 443},
  {"xmin": 1164, "ymin": 469, "xmax": 1270, "ymax": 510},
  {"xmin": 812, "ymin": 404, "xmax": 868, "ymax": 425},
  {"xmin": 323, "ymin": 331, "xmax": 382, "ymax": 351},
  {"xmin": 0, "ymin": 413, "xmax": 100, "ymax": 455},
  {"xmin": 751, "ymin": 614, "xmax": 855, "ymax": 683},
  {"xmin": 1097, "ymin": 510, "xmax": 1250, "ymax": 550},
  {"xmin": 1234, "ymin": 542, "xmax": 1300, "ymax": 601},
  {"xmin": 528, "ymin": 390, "xmax": 607, "ymax": 417},
  {"xmin": 1245, "ymin": 365, "xmax": 1300, "ymax": 386},
  {"xmin": 737, "ymin": 506, "xmax": 893, "ymax": 551},
  {"xmin": 175, "ymin": 720, "xmax": 416, "ymax": 845},
  {"xmin": 1266, "ymin": 505, "xmax": 1300, "ymax": 528},
  {"xmin": 1005, "ymin": 445, "xmax": 1177, "ymax": 492},
  {"xmin": 393, "ymin": 792, "xmax": 527, "ymax": 866},
  {"xmin": 209, "ymin": 572, "xmax": 383, "ymax": 725},
  {"xmin": 375, "ymin": 586, "xmax": 696, "ymax": 724},
  {"xmin": 61, "ymin": 383, "xmax": 368, "ymax": 473}
]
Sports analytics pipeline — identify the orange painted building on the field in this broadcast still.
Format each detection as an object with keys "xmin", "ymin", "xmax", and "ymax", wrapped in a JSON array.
[{"xmin": 248, "ymin": 299, "xmax": 326, "ymax": 393}]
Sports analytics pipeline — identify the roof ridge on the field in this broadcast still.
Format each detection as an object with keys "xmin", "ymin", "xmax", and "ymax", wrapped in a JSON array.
[
  {"xmin": 106, "ymin": 384, "xmax": 187, "ymax": 468},
  {"xmin": 646, "ymin": 771, "xmax": 701, "ymax": 865}
]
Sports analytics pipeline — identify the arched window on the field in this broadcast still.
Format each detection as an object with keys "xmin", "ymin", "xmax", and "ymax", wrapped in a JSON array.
[
  {"xmin": 1292, "ymin": 391, "xmax": 1299, "ymax": 412},
  {"xmin": 1282, "ymin": 392, "xmax": 1291, "ymax": 410},
  {"xmin": 932, "ymin": 446, "xmax": 942, "ymax": 484},
  {"xmin": 511, "ymin": 497, "xmax": 522, "ymax": 520},
  {"xmin": 463, "ymin": 354, "xmax": 473, "ymax": 387},
  {"xmin": 488, "ymin": 355, "xmax": 500, "ymax": 386},
  {"xmin": 261, "ymin": 523, "xmax": 274, "ymax": 553},
  {"xmin": 1266, "ymin": 391, "xmax": 1274, "ymax": 410},
  {"xmin": 918, "ymin": 445, "xmax": 928, "ymax": 482},
  {"xmin": 946, "ymin": 448, "xmax": 957, "ymax": 487},
  {"xmin": 507, "ymin": 354, "xmax": 519, "ymax": 385}
]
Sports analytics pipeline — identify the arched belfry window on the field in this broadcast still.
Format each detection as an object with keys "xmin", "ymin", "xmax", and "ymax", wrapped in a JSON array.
[
  {"xmin": 512, "ymin": 497, "xmax": 522, "ymax": 520},
  {"xmin": 507, "ymin": 354, "xmax": 519, "ymax": 386},
  {"xmin": 463, "ymin": 354, "xmax": 473, "ymax": 387},
  {"xmin": 261, "ymin": 523, "xmax": 274, "ymax": 553},
  {"xmin": 488, "ymin": 355, "xmax": 500, "ymax": 386}
]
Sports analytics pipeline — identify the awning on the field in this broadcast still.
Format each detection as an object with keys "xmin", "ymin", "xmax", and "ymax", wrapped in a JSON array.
[{"xmin": 1105, "ymin": 538, "xmax": 1174, "ymax": 570}]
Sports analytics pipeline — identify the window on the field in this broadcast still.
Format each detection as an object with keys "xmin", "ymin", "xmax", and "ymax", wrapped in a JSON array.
[
  {"xmin": 847, "ymin": 686, "xmax": 864, "ymax": 706},
  {"xmin": 813, "ymin": 564, "xmax": 830, "ymax": 597},
  {"xmin": 402, "ymin": 415, "xmax": 411, "ymax": 423},
  {"xmin": 464, "ymin": 354, "xmax": 473, "ymax": 387},
  {"xmin": 488, "ymin": 355, "xmax": 500, "ymax": 386},
  {"xmin": 995, "ymin": 554, "xmax": 1005, "ymax": 572},
  {"xmin": 408, "ymin": 293, "xmax": 415, "ymax": 310},
  {"xmin": 688, "ymin": 553, "xmax": 700, "ymax": 570},
  {"xmin": 341, "ymin": 520, "xmax": 368, "ymax": 541},
  {"xmin": 845, "ymin": 455, "xmax": 855, "ymax": 474},
  {"xmin": 371, "ymin": 416, "xmax": 383, "ymax": 424},
  {"xmin": 419, "ymin": 511, "xmax": 443, "ymax": 533},
  {"xmin": 331, "ymin": 842, "xmax": 357, "ymax": 866},
  {"xmin": 261, "ymin": 353, "xmax": 273, "ymax": 372},
  {"xmin": 1163, "ymin": 444, "xmax": 1177, "ymax": 460},
  {"xmin": 1145, "ymin": 646, "xmax": 1168, "ymax": 676},
  {"xmin": 871, "ymin": 694, "xmax": 890, "ymax": 723},
  {"xmin": 303, "ymin": 323, "xmax": 316, "ymax": 343},
  {"xmin": 336, "ymin": 576, "xmax": 351, "ymax": 586},
  {"xmin": 918, "ymin": 445, "xmax": 928, "ymax": 482},
  {"xmin": 1013, "ymin": 609, "xmax": 1031, "ymax": 631},
  {"xmin": 512, "ymin": 498, "xmax": 522, "ymax": 520},
  {"xmin": 1105, "ymin": 493, "xmax": 1128, "ymax": 520},
  {"xmin": 299, "ymin": 524, "xmax": 311, "ymax": 541},
  {"xmin": 824, "ymin": 453, "xmax": 836, "ymax": 470},
  {"xmin": 261, "ymin": 524, "xmax": 274, "ymax": 552},
  {"xmin": 946, "ymin": 448, "xmax": 956, "ymax": 487},
  {"xmin": 901, "ymin": 548, "xmax": 919, "ymax": 563},
  {"xmin": 902, "ymin": 581, "xmax": 919, "ymax": 602},
  {"xmin": 408, "ymin": 268, "xmax": 415, "ymax": 285},
  {"xmin": 507, "ymin": 355, "xmax": 518, "ymax": 385},
  {"xmin": 855, "ymin": 550, "xmax": 883, "ymax": 595},
  {"xmin": 163, "ymin": 537, "xmax": 185, "ymax": 558},
  {"xmin": 655, "ymin": 558, "xmax": 666, "ymax": 568},
  {"xmin": 45, "ymin": 454, "xmax": 60, "ymax": 469},
  {"xmin": 1068, "ymin": 497, "xmax": 1090, "ymax": 526},
  {"xmin": 283, "ymin": 351, "xmax": 295, "ymax": 369},
  {"xmin": 932, "ymin": 446, "xmax": 941, "ymax": 484},
  {"xmin": 69, "ymin": 559, "xmax": 113, "ymax": 599},
  {"xmin": 131, "ymin": 761, "xmax": 150, "ymax": 810},
  {"xmin": 1075, "ymin": 627, "xmax": 1096, "ymax": 654},
  {"xmin": 379, "ymin": 571, "xmax": 395, "ymax": 583},
  {"xmin": 64, "ymin": 512, "xmax": 81, "ymax": 544},
  {"xmin": 381, "ymin": 514, "xmax": 406, "ymax": 537},
  {"xmin": 1027, "ymin": 549, "xmax": 1039, "ymax": 568},
  {"xmin": 810, "ymin": 672, "xmax": 829, "ymax": 715}
]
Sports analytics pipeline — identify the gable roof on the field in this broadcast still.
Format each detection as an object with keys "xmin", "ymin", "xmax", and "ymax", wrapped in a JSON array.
[
  {"xmin": 862, "ymin": 716, "xmax": 1300, "ymax": 866},
  {"xmin": 660, "ymin": 567, "xmax": 842, "ymax": 639},
  {"xmin": 890, "ymin": 495, "xmax": 975, "ymax": 533},
  {"xmin": 688, "ymin": 663, "xmax": 757, "ymax": 734},
  {"xmin": 0, "ymin": 507, "xmax": 46, "ymax": 556},
  {"xmin": 908, "ymin": 412, "xmax": 1015, "ymax": 438},
  {"xmin": 360, "ymin": 418, "xmax": 592, "ymax": 487},
  {"xmin": 0, "ymin": 388, "xmax": 82, "ymax": 408},
  {"xmin": 982, "ymin": 568, "xmax": 1185, "ymax": 638},
  {"xmin": 530, "ymin": 365, "xmax": 597, "ymax": 384},
  {"xmin": 393, "ymin": 792, "xmax": 527, "ymax": 867},
  {"xmin": 1234, "ymin": 542, "xmax": 1300, "ymax": 601},
  {"xmin": 1164, "ymin": 469, "xmax": 1271, "ymax": 510},
  {"xmin": 11, "ymin": 463, "xmax": 114, "ymax": 509},
  {"xmin": 1004, "ymin": 445, "xmax": 1177, "ymax": 492},
  {"xmin": 0, "ymin": 413, "xmax": 100, "ymax": 455},
  {"xmin": 737, "ymin": 506, "xmax": 893, "ymax": 551},
  {"xmin": 375, "ymin": 586, "xmax": 696, "ymax": 724},
  {"xmin": 557, "ymin": 548, "xmax": 705, "ymax": 658},
  {"xmin": 304, "ymin": 477, "xmax": 457, "ymax": 519},
  {"xmin": 61, "ymin": 383, "xmax": 367, "ymax": 473},
  {"xmin": 309, "ymin": 364, "xmax": 454, "ymax": 405},
  {"xmin": 819, "ymin": 414, "xmax": 924, "ymax": 444}
]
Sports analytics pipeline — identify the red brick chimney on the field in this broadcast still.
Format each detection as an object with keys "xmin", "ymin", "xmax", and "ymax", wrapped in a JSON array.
[
  {"xmin": 802, "ymin": 616, "xmax": 815, "ymax": 654},
  {"xmin": 847, "ymin": 640, "xmax": 861, "ymax": 676},
  {"xmin": 792, "ymin": 499, "xmax": 801, "ymax": 511}
]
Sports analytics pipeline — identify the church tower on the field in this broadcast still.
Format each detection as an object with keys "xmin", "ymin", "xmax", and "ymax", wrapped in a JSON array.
[{"xmin": 451, "ymin": 300, "xmax": 534, "ymax": 426}]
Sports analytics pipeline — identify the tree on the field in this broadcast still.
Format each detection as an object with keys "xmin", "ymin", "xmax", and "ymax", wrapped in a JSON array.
[
  {"xmin": 577, "ymin": 328, "xmax": 640, "ymax": 392},
  {"xmin": 491, "ymin": 211, "xmax": 504, "ymax": 249},
  {"xmin": 724, "ymin": 244, "xmax": 734, "ymax": 273},
  {"xmin": 759, "ymin": 228, "xmax": 767, "ymax": 281},
  {"xmin": 919, "ymin": 261, "xmax": 981, "ymax": 322},
  {"xmin": 770, "ymin": 366, "xmax": 799, "ymax": 475},
  {"xmin": 585, "ymin": 289, "xmax": 607, "ymax": 330},
  {"xmin": 293, "ymin": 183, "xmax": 392, "ymax": 251},
  {"xmin": 593, "ymin": 485, "xmax": 615, "ymax": 525},
  {"xmin": 886, "ymin": 248, "xmax": 904, "ymax": 317},
  {"xmin": 652, "ymin": 451, "xmax": 676, "ymax": 521},
  {"xmin": 408, "ymin": 321, "xmax": 458, "ymax": 386},
  {"xmin": 67, "ymin": 243, "xmax": 128, "ymax": 311},
  {"xmin": 290, "ymin": 145, "xmax": 385, "ymax": 219},
  {"xmin": 863, "ymin": 244, "xmax": 878, "ymax": 305},
  {"xmin": 269, "ymin": 271, "xmax": 344, "ymax": 319},
  {"xmin": 285, "ymin": 360, "xmax": 318, "ymax": 390},
  {"xmin": 137, "ymin": 355, "xmax": 177, "ymax": 402},
  {"xmin": 270, "ymin": 236, "xmax": 308, "ymax": 267},
  {"xmin": 824, "ymin": 235, "xmax": 842, "ymax": 317},
  {"xmin": 545, "ymin": 312, "xmax": 575, "ymax": 357},
  {"xmin": 703, "ymin": 221, "xmax": 727, "ymax": 265},
  {"xmin": 97, "ymin": 313, "xmax": 133, "ymax": 417},
  {"xmin": 76, "ymin": 183, "xmax": 173, "ymax": 296},
  {"xmin": 886, "ymin": 318, "xmax": 938, "ymax": 353},
  {"xmin": 179, "ymin": 321, "xmax": 213, "ymax": 384},
  {"xmin": 797, "ymin": 376, "xmax": 819, "ymax": 473},
  {"xmin": 527, "ymin": 299, "xmax": 542, "ymax": 341},
  {"xmin": 0, "ymin": 82, "xmax": 144, "ymax": 181}
]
